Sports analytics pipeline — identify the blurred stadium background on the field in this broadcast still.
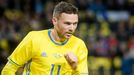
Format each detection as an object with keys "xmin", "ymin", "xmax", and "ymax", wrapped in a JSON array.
[{"xmin": 0, "ymin": 0, "xmax": 134, "ymax": 75}]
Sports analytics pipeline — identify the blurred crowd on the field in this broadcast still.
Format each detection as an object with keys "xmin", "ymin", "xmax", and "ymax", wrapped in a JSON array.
[{"xmin": 0, "ymin": 0, "xmax": 134, "ymax": 75}]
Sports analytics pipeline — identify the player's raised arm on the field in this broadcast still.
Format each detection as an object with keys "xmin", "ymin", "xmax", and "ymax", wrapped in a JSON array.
[
  {"xmin": 64, "ymin": 41, "xmax": 88, "ymax": 75},
  {"xmin": 64, "ymin": 52, "xmax": 78, "ymax": 70},
  {"xmin": 74, "ymin": 41, "xmax": 88, "ymax": 75}
]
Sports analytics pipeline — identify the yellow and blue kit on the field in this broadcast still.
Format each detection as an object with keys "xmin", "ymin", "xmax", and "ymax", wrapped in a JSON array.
[{"xmin": 1, "ymin": 29, "xmax": 88, "ymax": 75}]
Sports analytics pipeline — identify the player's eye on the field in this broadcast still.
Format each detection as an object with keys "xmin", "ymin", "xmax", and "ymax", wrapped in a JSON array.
[
  {"xmin": 64, "ymin": 22, "xmax": 71, "ymax": 25},
  {"xmin": 73, "ymin": 22, "xmax": 78, "ymax": 26}
]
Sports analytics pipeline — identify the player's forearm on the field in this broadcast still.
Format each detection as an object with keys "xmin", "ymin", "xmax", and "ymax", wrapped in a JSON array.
[
  {"xmin": 1, "ymin": 62, "xmax": 19, "ymax": 75},
  {"xmin": 72, "ymin": 69, "xmax": 89, "ymax": 75},
  {"xmin": 71, "ymin": 60, "xmax": 88, "ymax": 75},
  {"xmin": 72, "ymin": 70, "xmax": 80, "ymax": 75},
  {"xmin": 1, "ymin": 70, "xmax": 16, "ymax": 75},
  {"xmin": 72, "ymin": 71, "xmax": 89, "ymax": 75}
]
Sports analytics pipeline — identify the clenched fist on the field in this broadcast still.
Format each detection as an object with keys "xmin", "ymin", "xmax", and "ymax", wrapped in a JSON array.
[{"xmin": 64, "ymin": 52, "xmax": 78, "ymax": 70}]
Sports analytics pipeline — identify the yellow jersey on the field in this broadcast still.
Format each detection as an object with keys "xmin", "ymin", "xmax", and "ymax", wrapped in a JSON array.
[{"xmin": 1, "ymin": 29, "xmax": 88, "ymax": 75}]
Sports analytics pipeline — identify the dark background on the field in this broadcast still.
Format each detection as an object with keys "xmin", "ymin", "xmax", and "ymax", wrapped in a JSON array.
[{"xmin": 0, "ymin": 0, "xmax": 134, "ymax": 75}]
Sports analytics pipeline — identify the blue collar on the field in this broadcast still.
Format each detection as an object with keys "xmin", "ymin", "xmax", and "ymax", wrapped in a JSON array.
[{"xmin": 48, "ymin": 29, "xmax": 68, "ymax": 46}]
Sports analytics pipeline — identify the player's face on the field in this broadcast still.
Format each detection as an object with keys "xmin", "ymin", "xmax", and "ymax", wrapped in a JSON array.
[{"xmin": 53, "ymin": 13, "xmax": 78, "ymax": 39}]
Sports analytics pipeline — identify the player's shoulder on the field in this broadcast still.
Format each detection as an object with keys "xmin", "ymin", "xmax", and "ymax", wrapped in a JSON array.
[
  {"xmin": 29, "ymin": 29, "xmax": 48, "ymax": 34},
  {"xmin": 28, "ymin": 29, "xmax": 48, "ymax": 36},
  {"xmin": 25, "ymin": 29, "xmax": 49, "ymax": 40},
  {"xmin": 71, "ymin": 35, "xmax": 85, "ymax": 44}
]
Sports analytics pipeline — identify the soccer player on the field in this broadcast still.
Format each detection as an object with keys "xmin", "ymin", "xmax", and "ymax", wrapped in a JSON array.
[{"xmin": 1, "ymin": 1, "xmax": 88, "ymax": 75}]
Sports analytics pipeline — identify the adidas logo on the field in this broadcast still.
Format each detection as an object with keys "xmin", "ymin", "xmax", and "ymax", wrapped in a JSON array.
[{"xmin": 41, "ymin": 52, "xmax": 47, "ymax": 57}]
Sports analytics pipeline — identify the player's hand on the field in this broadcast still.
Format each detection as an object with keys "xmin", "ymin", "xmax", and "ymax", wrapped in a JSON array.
[{"xmin": 64, "ymin": 52, "xmax": 78, "ymax": 70}]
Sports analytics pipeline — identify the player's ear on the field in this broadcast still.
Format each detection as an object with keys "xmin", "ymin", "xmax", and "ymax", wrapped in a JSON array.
[{"xmin": 52, "ymin": 17, "xmax": 57, "ymax": 26}]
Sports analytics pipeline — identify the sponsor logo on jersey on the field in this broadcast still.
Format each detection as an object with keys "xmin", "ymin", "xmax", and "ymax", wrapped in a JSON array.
[{"xmin": 53, "ymin": 53, "xmax": 62, "ymax": 58}]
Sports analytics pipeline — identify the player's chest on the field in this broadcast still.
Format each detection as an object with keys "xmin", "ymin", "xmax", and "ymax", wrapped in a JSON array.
[{"xmin": 33, "ymin": 46, "xmax": 70, "ymax": 65}]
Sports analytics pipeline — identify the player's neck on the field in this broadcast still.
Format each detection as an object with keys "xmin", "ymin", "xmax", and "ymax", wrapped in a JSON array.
[{"xmin": 51, "ymin": 29, "xmax": 67, "ymax": 42}]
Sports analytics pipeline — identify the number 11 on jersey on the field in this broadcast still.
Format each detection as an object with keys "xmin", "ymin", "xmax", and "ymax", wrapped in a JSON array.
[{"xmin": 50, "ymin": 64, "xmax": 61, "ymax": 75}]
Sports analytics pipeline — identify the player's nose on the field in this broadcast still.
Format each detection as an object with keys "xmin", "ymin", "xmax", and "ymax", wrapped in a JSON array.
[{"xmin": 69, "ymin": 24, "xmax": 74, "ymax": 32}]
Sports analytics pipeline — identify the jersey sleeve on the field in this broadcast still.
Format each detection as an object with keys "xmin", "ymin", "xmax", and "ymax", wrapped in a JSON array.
[
  {"xmin": 1, "ymin": 61, "xmax": 20, "ymax": 75},
  {"xmin": 1, "ymin": 32, "xmax": 34, "ymax": 75},
  {"xmin": 73, "ymin": 41, "xmax": 89, "ymax": 75}
]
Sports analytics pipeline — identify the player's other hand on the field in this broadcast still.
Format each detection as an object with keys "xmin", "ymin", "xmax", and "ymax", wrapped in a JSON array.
[{"xmin": 64, "ymin": 52, "xmax": 78, "ymax": 70}]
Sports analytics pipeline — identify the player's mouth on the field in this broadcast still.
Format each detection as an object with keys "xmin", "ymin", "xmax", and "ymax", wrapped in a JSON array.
[{"xmin": 66, "ymin": 32, "xmax": 73, "ymax": 38}]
